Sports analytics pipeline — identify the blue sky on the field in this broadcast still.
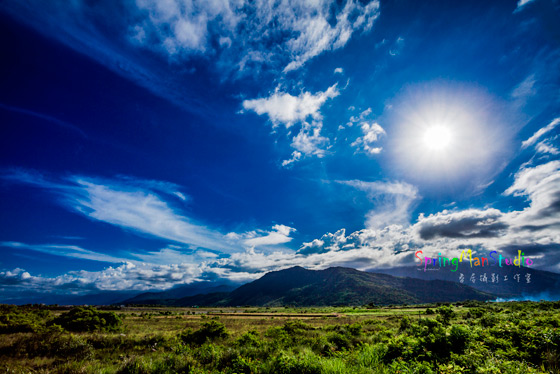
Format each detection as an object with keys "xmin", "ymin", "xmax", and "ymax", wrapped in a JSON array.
[{"xmin": 1, "ymin": 0, "xmax": 560, "ymax": 301}]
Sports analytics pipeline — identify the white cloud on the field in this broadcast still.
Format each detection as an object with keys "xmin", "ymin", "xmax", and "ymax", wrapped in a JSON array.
[
  {"xmin": 347, "ymin": 108, "xmax": 372, "ymax": 127},
  {"xmin": 233, "ymin": 224, "xmax": 297, "ymax": 248},
  {"xmin": 242, "ymin": 84, "xmax": 339, "ymax": 128},
  {"xmin": 389, "ymin": 36, "xmax": 404, "ymax": 56},
  {"xmin": 5, "ymin": 158, "xmax": 560, "ymax": 295},
  {"xmin": 0, "ymin": 241, "xmax": 129, "ymax": 263},
  {"xmin": 338, "ymin": 180, "xmax": 419, "ymax": 229},
  {"xmin": 521, "ymin": 117, "xmax": 560, "ymax": 149},
  {"xmin": 511, "ymin": 74, "xmax": 536, "ymax": 101},
  {"xmin": 351, "ymin": 122, "xmax": 386, "ymax": 155},
  {"xmin": 5, "ymin": 158, "xmax": 560, "ymax": 296},
  {"xmin": 290, "ymin": 122, "xmax": 329, "ymax": 157},
  {"xmin": 243, "ymin": 84, "xmax": 338, "ymax": 164},
  {"xmin": 536, "ymin": 140, "xmax": 560, "ymax": 155},
  {"xmin": 1, "ymin": 171, "xmax": 240, "ymax": 253},
  {"xmin": 516, "ymin": 0, "xmax": 537, "ymax": 10},
  {"xmin": 132, "ymin": 0, "xmax": 381, "ymax": 73},
  {"xmin": 281, "ymin": 151, "xmax": 302, "ymax": 168},
  {"xmin": 69, "ymin": 177, "xmax": 234, "ymax": 252},
  {"xmin": 334, "ymin": 67, "xmax": 344, "ymax": 74}
]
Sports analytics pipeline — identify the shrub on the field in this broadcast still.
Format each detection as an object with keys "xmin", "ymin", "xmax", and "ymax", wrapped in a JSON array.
[
  {"xmin": 267, "ymin": 351, "xmax": 322, "ymax": 374},
  {"xmin": 466, "ymin": 307, "xmax": 485, "ymax": 319},
  {"xmin": 50, "ymin": 306, "xmax": 122, "ymax": 332},
  {"xmin": 436, "ymin": 305, "xmax": 455, "ymax": 325},
  {"xmin": 399, "ymin": 316, "xmax": 412, "ymax": 331},
  {"xmin": 180, "ymin": 320, "xmax": 229, "ymax": 345},
  {"xmin": 0, "ymin": 305, "xmax": 51, "ymax": 333},
  {"xmin": 235, "ymin": 330, "xmax": 262, "ymax": 348}
]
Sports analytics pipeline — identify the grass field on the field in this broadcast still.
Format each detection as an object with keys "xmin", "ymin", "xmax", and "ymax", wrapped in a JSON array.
[{"xmin": 1, "ymin": 301, "xmax": 559, "ymax": 373}]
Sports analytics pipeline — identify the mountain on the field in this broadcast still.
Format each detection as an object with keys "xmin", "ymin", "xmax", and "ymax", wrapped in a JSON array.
[
  {"xmin": 139, "ymin": 266, "xmax": 494, "ymax": 307},
  {"xmin": 373, "ymin": 264, "xmax": 560, "ymax": 299},
  {"xmin": 122, "ymin": 283, "xmax": 237, "ymax": 305}
]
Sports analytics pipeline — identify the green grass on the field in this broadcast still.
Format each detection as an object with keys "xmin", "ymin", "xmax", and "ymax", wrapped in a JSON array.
[{"xmin": 0, "ymin": 301, "xmax": 559, "ymax": 373}]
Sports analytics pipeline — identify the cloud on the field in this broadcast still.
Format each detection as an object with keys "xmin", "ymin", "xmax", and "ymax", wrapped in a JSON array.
[
  {"xmin": 5, "ymin": 157, "xmax": 560, "ymax": 296},
  {"xmin": 0, "ymin": 262, "xmax": 204, "ymax": 293},
  {"xmin": 346, "ymin": 108, "xmax": 372, "ymax": 127},
  {"xmin": 521, "ymin": 117, "xmax": 560, "ymax": 149},
  {"xmin": 351, "ymin": 122, "xmax": 386, "ymax": 155},
  {"xmin": 230, "ymin": 224, "xmax": 297, "ymax": 248},
  {"xmin": 334, "ymin": 67, "xmax": 344, "ymax": 74},
  {"xmin": 243, "ymin": 84, "xmax": 339, "ymax": 164},
  {"xmin": 131, "ymin": 0, "xmax": 381, "ymax": 73},
  {"xmin": 388, "ymin": 36, "xmax": 404, "ymax": 56},
  {"xmin": 281, "ymin": 151, "xmax": 302, "ymax": 168},
  {"xmin": 338, "ymin": 180, "xmax": 419, "ymax": 229},
  {"xmin": 1, "ymin": 0, "xmax": 380, "ymax": 122},
  {"xmin": 414, "ymin": 209, "xmax": 509, "ymax": 240},
  {"xmin": 511, "ymin": 74, "xmax": 536, "ymax": 103},
  {"xmin": 5, "ymin": 158, "xmax": 560, "ymax": 296},
  {"xmin": 516, "ymin": 0, "xmax": 537, "ymax": 10},
  {"xmin": 505, "ymin": 160, "xmax": 560, "ymax": 224},
  {"xmin": 290, "ymin": 122, "xmax": 329, "ymax": 158},
  {"xmin": 1, "ymin": 170, "xmax": 236, "ymax": 252},
  {"xmin": 297, "ymin": 159, "xmax": 560, "ymax": 271},
  {"xmin": 242, "ymin": 84, "xmax": 339, "ymax": 128},
  {"xmin": 0, "ymin": 241, "xmax": 128, "ymax": 263},
  {"xmin": 535, "ymin": 140, "xmax": 560, "ymax": 155},
  {"xmin": 0, "ymin": 102, "xmax": 88, "ymax": 138}
]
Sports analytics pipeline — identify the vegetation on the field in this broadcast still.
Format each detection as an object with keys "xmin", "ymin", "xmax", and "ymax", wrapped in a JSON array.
[
  {"xmin": 50, "ymin": 306, "xmax": 122, "ymax": 332},
  {"xmin": 0, "ymin": 301, "xmax": 559, "ymax": 373}
]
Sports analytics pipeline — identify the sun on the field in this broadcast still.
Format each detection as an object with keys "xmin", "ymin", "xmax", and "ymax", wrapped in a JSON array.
[{"xmin": 423, "ymin": 125, "xmax": 452, "ymax": 151}]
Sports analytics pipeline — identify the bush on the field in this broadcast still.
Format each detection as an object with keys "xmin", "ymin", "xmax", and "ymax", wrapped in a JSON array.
[
  {"xmin": 50, "ymin": 306, "xmax": 122, "ymax": 332},
  {"xmin": 466, "ymin": 307, "xmax": 485, "ymax": 319},
  {"xmin": 0, "ymin": 305, "xmax": 51, "ymax": 333},
  {"xmin": 180, "ymin": 320, "xmax": 229, "ymax": 345},
  {"xmin": 235, "ymin": 330, "xmax": 262, "ymax": 348},
  {"xmin": 436, "ymin": 305, "xmax": 455, "ymax": 325},
  {"xmin": 399, "ymin": 316, "xmax": 412, "ymax": 331},
  {"xmin": 267, "ymin": 351, "xmax": 322, "ymax": 374}
]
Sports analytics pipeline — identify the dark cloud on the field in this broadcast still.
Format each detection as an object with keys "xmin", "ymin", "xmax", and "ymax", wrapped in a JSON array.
[{"xmin": 416, "ymin": 209, "xmax": 509, "ymax": 240}]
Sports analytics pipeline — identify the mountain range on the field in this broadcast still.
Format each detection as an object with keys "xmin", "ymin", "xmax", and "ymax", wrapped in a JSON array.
[
  {"xmin": 9, "ymin": 265, "xmax": 559, "ymax": 306},
  {"xmin": 374, "ymin": 263, "xmax": 560, "ymax": 299},
  {"xmin": 123, "ymin": 266, "xmax": 494, "ymax": 307}
]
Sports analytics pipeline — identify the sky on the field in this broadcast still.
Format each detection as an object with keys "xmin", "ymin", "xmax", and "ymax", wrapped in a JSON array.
[{"xmin": 1, "ymin": 0, "xmax": 560, "ymax": 301}]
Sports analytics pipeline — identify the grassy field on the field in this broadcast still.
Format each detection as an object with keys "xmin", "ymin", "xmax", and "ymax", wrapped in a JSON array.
[{"xmin": 1, "ymin": 301, "xmax": 559, "ymax": 373}]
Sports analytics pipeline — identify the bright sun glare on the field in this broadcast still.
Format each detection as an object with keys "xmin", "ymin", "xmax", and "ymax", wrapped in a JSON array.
[{"xmin": 423, "ymin": 126, "xmax": 452, "ymax": 151}]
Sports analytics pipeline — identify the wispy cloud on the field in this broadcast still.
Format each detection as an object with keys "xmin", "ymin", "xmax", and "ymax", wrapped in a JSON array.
[
  {"xmin": 337, "ymin": 180, "xmax": 419, "ymax": 229},
  {"xmin": 129, "ymin": 0, "xmax": 380, "ymax": 73},
  {"xmin": 1, "ymin": 241, "xmax": 128, "ymax": 263},
  {"xmin": 2, "ymin": 170, "xmax": 235, "ymax": 252},
  {"xmin": 515, "ymin": 0, "xmax": 537, "ymax": 11},
  {"xmin": 0, "ymin": 102, "xmax": 88, "ymax": 138},
  {"xmin": 521, "ymin": 117, "xmax": 560, "ymax": 149},
  {"xmin": 511, "ymin": 74, "xmax": 536, "ymax": 104}
]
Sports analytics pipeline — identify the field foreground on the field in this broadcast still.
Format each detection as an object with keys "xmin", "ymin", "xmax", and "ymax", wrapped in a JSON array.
[{"xmin": 1, "ymin": 301, "xmax": 559, "ymax": 373}]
